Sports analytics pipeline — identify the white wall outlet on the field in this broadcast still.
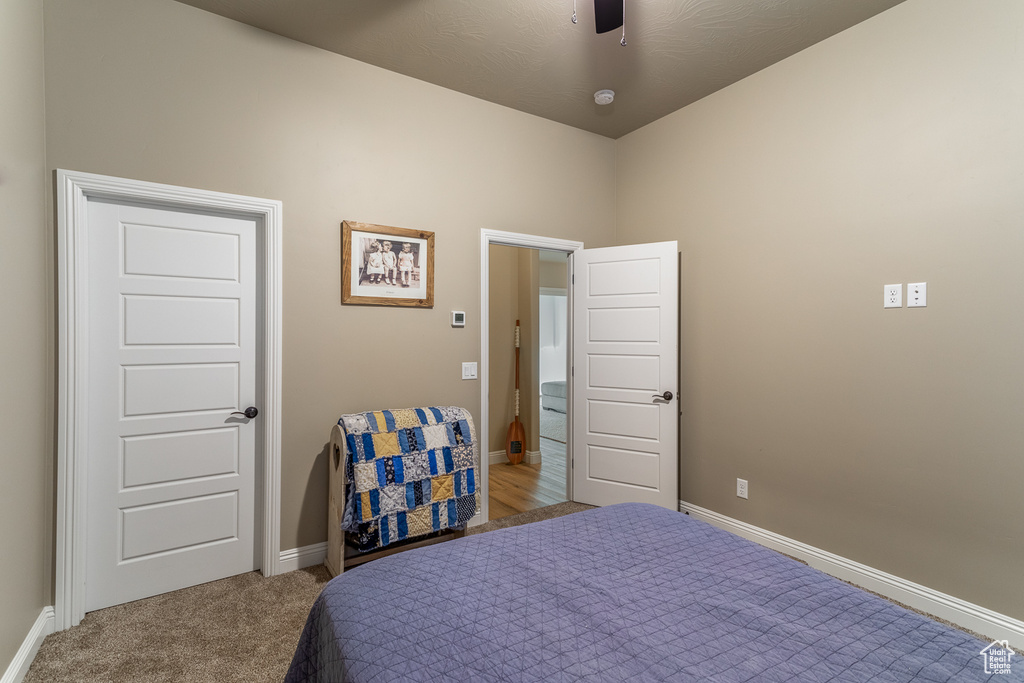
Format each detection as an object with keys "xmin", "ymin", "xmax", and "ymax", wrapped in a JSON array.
[
  {"xmin": 736, "ymin": 478, "xmax": 748, "ymax": 499},
  {"xmin": 884, "ymin": 284, "xmax": 902, "ymax": 308},
  {"xmin": 461, "ymin": 362, "xmax": 477, "ymax": 380},
  {"xmin": 907, "ymin": 282, "xmax": 927, "ymax": 307}
]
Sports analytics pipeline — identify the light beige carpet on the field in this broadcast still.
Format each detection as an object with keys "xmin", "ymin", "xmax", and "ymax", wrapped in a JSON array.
[
  {"xmin": 539, "ymin": 407, "xmax": 566, "ymax": 443},
  {"xmin": 25, "ymin": 502, "xmax": 593, "ymax": 683},
  {"xmin": 25, "ymin": 566, "xmax": 330, "ymax": 683}
]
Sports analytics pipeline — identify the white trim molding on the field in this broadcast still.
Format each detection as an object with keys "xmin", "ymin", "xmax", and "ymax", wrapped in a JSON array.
[
  {"xmin": 478, "ymin": 229, "xmax": 584, "ymax": 526},
  {"xmin": 1, "ymin": 607, "xmax": 54, "ymax": 683},
  {"xmin": 488, "ymin": 449, "xmax": 542, "ymax": 465},
  {"xmin": 679, "ymin": 500, "xmax": 1024, "ymax": 648},
  {"xmin": 55, "ymin": 169, "xmax": 284, "ymax": 630},
  {"xmin": 278, "ymin": 543, "xmax": 328, "ymax": 574}
]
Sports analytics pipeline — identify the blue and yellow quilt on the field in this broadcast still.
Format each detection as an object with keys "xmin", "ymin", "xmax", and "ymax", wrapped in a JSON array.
[{"xmin": 339, "ymin": 406, "xmax": 479, "ymax": 551}]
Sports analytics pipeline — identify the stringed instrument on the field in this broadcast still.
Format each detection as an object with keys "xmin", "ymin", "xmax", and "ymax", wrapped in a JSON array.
[{"xmin": 505, "ymin": 319, "xmax": 525, "ymax": 465}]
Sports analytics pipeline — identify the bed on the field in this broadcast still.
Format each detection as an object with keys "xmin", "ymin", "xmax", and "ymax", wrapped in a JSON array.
[
  {"xmin": 541, "ymin": 380, "xmax": 566, "ymax": 413},
  {"xmin": 285, "ymin": 503, "xmax": 1011, "ymax": 682}
]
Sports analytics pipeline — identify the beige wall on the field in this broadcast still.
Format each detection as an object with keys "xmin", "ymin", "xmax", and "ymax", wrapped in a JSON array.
[
  {"xmin": 539, "ymin": 255, "xmax": 568, "ymax": 290},
  {"xmin": 488, "ymin": 245, "xmax": 518, "ymax": 453},
  {"xmin": 616, "ymin": 0, "xmax": 1024, "ymax": 618},
  {"xmin": 488, "ymin": 246, "xmax": 541, "ymax": 455},
  {"xmin": 42, "ymin": 0, "xmax": 616, "ymax": 550},
  {"xmin": 0, "ymin": 0, "xmax": 51, "ymax": 668},
  {"xmin": 517, "ymin": 250, "xmax": 541, "ymax": 454}
]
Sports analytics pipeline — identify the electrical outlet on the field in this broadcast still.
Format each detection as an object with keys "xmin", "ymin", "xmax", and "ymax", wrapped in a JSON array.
[
  {"xmin": 736, "ymin": 478, "xmax": 748, "ymax": 499},
  {"xmin": 884, "ymin": 284, "xmax": 902, "ymax": 309},
  {"xmin": 907, "ymin": 282, "xmax": 927, "ymax": 308}
]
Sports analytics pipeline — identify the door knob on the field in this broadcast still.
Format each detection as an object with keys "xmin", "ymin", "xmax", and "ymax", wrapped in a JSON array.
[
  {"xmin": 231, "ymin": 406, "xmax": 259, "ymax": 419},
  {"xmin": 652, "ymin": 391, "xmax": 673, "ymax": 402}
]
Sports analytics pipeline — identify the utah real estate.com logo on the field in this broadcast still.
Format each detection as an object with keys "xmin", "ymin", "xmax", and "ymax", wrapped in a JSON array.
[{"xmin": 980, "ymin": 640, "xmax": 1015, "ymax": 675}]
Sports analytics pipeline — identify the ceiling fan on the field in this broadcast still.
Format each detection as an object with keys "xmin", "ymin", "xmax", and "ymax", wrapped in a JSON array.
[{"xmin": 573, "ymin": 0, "xmax": 627, "ymax": 45}]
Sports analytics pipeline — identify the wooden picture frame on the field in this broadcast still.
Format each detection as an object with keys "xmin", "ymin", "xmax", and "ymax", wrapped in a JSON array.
[{"xmin": 341, "ymin": 221, "xmax": 435, "ymax": 307}]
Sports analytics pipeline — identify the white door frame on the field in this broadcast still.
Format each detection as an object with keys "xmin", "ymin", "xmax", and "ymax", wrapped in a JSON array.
[
  {"xmin": 477, "ymin": 229, "xmax": 583, "ymax": 524},
  {"xmin": 55, "ymin": 169, "xmax": 284, "ymax": 630}
]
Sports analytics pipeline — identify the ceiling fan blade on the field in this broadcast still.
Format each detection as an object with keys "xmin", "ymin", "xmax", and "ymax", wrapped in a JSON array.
[{"xmin": 593, "ymin": 0, "xmax": 623, "ymax": 34}]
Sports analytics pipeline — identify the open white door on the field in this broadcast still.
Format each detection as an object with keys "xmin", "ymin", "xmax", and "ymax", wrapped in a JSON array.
[{"xmin": 571, "ymin": 241, "xmax": 678, "ymax": 509}]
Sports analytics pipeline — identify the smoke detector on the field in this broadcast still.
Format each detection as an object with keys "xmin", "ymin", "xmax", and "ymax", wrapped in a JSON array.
[{"xmin": 594, "ymin": 89, "xmax": 615, "ymax": 105}]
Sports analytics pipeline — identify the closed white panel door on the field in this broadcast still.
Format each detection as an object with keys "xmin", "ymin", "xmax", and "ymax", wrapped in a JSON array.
[
  {"xmin": 572, "ymin": 242, "xmax": 678, "ymax": 509},
  {"xmin": 85, "ymin": 200, "xmax": 257, "ymax": 612}
]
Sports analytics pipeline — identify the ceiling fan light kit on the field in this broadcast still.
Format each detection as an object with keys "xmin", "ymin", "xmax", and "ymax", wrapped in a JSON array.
[
  {"xmin": 593, "ymin": 0, "xmax": 624, "ymax": 35},
  {"xmin": 572, "ymin": 0, "xmax": 626, "ymax": 44},
  {"xmin": 576, "ymin": 1, "xmax": 626, "ymax": 105}
]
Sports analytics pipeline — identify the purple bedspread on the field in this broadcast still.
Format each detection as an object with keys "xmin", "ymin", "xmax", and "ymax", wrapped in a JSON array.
[{"xmin": 285, "ymin": 503, "xmax": 1017, "ymax": 682}]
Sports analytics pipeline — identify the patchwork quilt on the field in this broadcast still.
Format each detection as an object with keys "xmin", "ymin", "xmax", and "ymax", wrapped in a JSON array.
[{"xmin": 338, "ymin": 406, "xmax": 479, "ymax": 552}]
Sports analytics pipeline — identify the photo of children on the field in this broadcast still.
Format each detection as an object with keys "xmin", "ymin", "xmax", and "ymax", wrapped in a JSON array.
[
  {"xmin": 381, "ymin": 241, "xmax": 398, "ymax": 286},
  {"xmin": 365, "ymin": 240, "xmax": 385, "ymax": 283},
  {"xmin": 343, "ymin": 221, "xmax": 434, "ymax": 307},
  {"xmin": 357, "ymin": 237, "xmax": 420, "ymax": 288},
  {"xmin": 398, "ymin": 243, "xmax": 415, "ymax": 287}
]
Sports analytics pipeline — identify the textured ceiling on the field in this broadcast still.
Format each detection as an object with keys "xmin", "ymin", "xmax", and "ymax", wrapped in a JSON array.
[{"xmin": 174, "ymin": 0, "xmax": 905, "ymax": 139}]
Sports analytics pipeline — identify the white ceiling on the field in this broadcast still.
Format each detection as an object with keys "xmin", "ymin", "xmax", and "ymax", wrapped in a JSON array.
[{"xmin": 174, "ymin": 0, "xmax": 905, "ymax": 139}]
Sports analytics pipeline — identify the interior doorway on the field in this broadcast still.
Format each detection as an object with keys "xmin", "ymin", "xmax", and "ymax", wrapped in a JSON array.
[
  {"xmin": 477, "ymin": 230, "xmax": 680, "ymax": 524},
  {"xmin": 55, "ymin": 170, "xmax": 284, "ymax": 630},
  {"xmin": 476, "ymin": 230, "xmax": 582, "ymax": 525},
  {"xmin": 487, "ymin": 245, "xmax": 568, "ymax": 520}
]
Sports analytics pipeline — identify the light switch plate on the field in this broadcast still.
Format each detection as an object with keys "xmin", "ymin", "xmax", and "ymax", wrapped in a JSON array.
[
  {"xmin": 907, "ymin": 282, "xmax": 927, "ymax": 307},
  {"xmin": 461, "ymin": 362, "xmax": 477, "ymax": 380}
]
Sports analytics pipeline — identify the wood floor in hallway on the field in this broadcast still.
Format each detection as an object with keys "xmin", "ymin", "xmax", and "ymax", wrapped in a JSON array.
[{"xmin": 488, "ymin": 438, "xmax": 568, "ymax": 520}]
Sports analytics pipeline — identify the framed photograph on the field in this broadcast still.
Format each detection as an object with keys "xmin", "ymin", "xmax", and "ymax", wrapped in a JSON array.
[{"xmin": 341, "ymin": 221, "xmax": 434, "ymax": 307}]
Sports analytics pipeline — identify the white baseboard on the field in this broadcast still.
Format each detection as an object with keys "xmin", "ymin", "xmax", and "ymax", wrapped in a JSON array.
[
  {"xmin": 1, "ymin": 607, "xmax": 54, "ymax": 683},
  {"xmin": 679, "ymin": 500, "xmax": 1024, "ymax": 649},
  {"xmin": 489, "ymin": 449, "xmax": 541, "ymax": 465},
  {"xmin": 278, "ymin": 542, "xmax": 327, "ymax": 573}
]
